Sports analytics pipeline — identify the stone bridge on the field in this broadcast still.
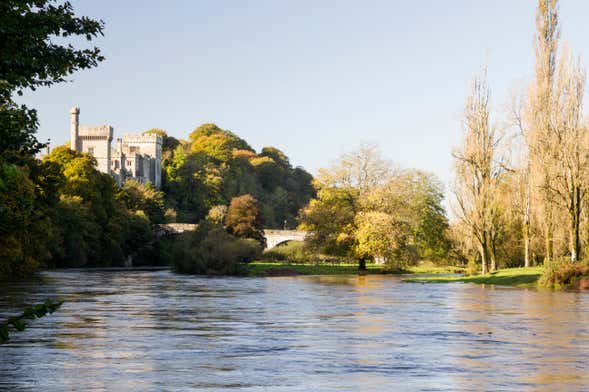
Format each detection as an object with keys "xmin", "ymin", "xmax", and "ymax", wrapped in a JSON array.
[
  {"xmin": 157, "ymin": 223, "xmax": 198, "ymax": 236},
  {"xmin": 263, "ymin": 229, "xmax": 308, "ymax": 249},
  {"xmin": 157, "ymin": 224, "xmax": 307, "ymax": 249}
]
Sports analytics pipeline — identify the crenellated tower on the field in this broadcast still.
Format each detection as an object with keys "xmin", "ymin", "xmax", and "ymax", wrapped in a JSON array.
[{"xmin": 70, "ymin": 106, "xmax": 80, "ymax": 151}]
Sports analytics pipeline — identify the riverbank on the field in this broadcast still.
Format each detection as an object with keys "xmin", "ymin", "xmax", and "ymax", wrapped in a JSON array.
[
  {"xmin": 403, "ymin": 267, "xmax": 543, "ymax": 288},
  {"xmin": 248, "ymin": 261, "xmax": 464, "ymax": 277}
]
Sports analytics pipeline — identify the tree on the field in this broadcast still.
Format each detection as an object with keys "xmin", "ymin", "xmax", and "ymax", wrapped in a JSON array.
[
  {"xmin": 302, "ymin": 145, "xmax": 449, "ymax": 270},
  {"xmin": 300, "ymin": 186, "xmax": 358, "ymax": 256},
  {"xmin": 225, "ymin": 194, "xmax": 265, "ymax": 245},
  {"xmin": 0, "ymin": 0, "xmax": 104, "ymax": 159},
  {"xmin": 189, "ymin": 123, "xmax": 253, "ymax": 162},
  {"xmin": 0, "ymin": 0, "xmax": 105, "ymax": 277},
  {"xmin": 318, "ymin": 143, "xmax": 393, "ymax": 194},
  {"xmin": 304, "ymin": 144, "xmax": 394, "ymax": 261},
  {"xmin": 363, "ymin": 170, "xmax": 450, "ymax": 261},
  {"xmin": 528, "ymin": 0, "xmax": 560, "ymax": 262},
  {"xmin": 355, "ymin": 211, "xmax": 412, "ymax": 270},
  {"xmin": 509, "ymin": 87, "xmax": 533, "ymax": 267},
  {"xmin": 546, "ymin": 50, "xmax": 587, "ymax": 262},
  {"xmin": 121, "ymin": 180, "xmax": 166, "ymax": 224},
  {"xmin": 207, "ymin": 205, "xmax": 228, "ymax": 225},
  {"xmin": 453, "ymin": 71, "xmax": 504, "ymax": 275}
]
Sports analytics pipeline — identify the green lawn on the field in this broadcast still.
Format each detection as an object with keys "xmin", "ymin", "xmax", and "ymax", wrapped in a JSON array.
[
  {"xmin": 248, "ymin": 262, "xmax": 382, "ymax": 276},
  {"xmin": 403, "ymin": 267, "xmax": 543, "ymax": 287},
  {"xmin": 248, "ymin": 260, "xmax": 465, "ymax": 277}
]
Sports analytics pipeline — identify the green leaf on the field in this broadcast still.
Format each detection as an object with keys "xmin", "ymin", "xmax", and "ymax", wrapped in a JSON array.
[
  {"xmin": 0, "ymin": 326, "xmax": 9, "ymax": 344},
  {"xmin": 10, "ymin": 319, "xmax": 26, "ymax": 332}
]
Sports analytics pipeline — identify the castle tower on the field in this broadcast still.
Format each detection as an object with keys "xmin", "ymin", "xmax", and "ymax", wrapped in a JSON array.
[
  {"xmin": 122, "ymin": 133, "xmax": 163, "ymax": 188},
  {"xmin": 70, "ymin": 107, "xmax": 80, "ymax": 151}
]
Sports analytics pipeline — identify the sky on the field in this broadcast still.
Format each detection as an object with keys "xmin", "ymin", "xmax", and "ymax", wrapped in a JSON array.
[{"xmin": 20, "ymin": 0, "xmax": 589, "ymax": 196}]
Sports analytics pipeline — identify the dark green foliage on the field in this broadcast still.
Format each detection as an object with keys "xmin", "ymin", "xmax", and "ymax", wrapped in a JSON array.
[
  {"xmin": 0, "ymin": 162, "xmax": 42, "ymax": 276},
  {"xmin": 42, "ymin": 146, "xmax": 156, "ymax": 268},
  {"xmin": 0, "ymin": 0, "xmax": 107, "ymax": 276},
  {"xmin": 0, "ymin": 299, "xmax": 63, "ymax": 344},
  {"xmin": 121, "ymin": 180, "xmax": 166, "ymax": 224},
  {"xmin": 0, "ymin": 0, "xmax": 104, "ymax": 159},
  {"xmin": 172, "ymin": 221, "xmax": 262, "ymax": 275},
  {"xmin": 0, "ymin": 144, "xmax": 160, "ymax": 275}
]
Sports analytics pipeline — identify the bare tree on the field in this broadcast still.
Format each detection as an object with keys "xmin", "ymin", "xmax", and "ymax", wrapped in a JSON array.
[
  {"xmin": 527, "ymin": 0, "xmax": 560, "ymax": 262},
  {"xmin": 453, "ymin": 71, "xmax": 504, "ymax": 275},
  {"xmin": 318, "ymin": 143, "xmax": 394, "ymax": 195},
  {"xmin": 547, "ymin": 49, "xmax": 587, "ymax": 262},
  {"xmin": 508, "ymin": 88, "xmax": 533, "ymax": 267}
]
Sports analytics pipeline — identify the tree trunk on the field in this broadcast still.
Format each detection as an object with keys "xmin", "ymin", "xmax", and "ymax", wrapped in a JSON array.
[
  {"xmin": 523, "ymin": 221, "xmax": 531, "ymax": 267},
  {"xmin": 544, "ymin": 218, "xmax": 553, "ymax": 263},
  {"xmin": 480, "ymin": 235, "xmax": 488, "ymax": 275},
  {"xmin": 358, "ymin": 258, "xmax": 366, "ymax": 271},
  {"xmin": 570, "ymin": 186, "xmax": 581, "ymax": 263},
  {"xmin": 490, "ymin": 239, "xmax": 497, "ymax": 272},
  {"xmin": 523, "ymin": 174, "xmax": 531, "ymax": 267}
]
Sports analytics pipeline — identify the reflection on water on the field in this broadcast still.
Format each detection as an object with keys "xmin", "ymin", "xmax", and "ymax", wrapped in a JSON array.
[{"xmin": 1, "ymin": 271, "xmax": 589, "ymax": 391}]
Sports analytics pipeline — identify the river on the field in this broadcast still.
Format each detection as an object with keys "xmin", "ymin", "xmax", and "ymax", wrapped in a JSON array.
[{"xmin": 1, "ymin": 270, "xmax": 588, "ymax": 391}]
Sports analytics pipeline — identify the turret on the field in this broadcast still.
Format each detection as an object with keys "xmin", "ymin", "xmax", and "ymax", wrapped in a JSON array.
[{"xmin": 70, "ymin": 107, "xmax": 80, "ymax": 151}]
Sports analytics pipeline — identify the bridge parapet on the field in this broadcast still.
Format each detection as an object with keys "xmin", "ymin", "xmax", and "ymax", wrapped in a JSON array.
[
  {"xmin": 156, "ymin": 225, "xmax": 308, "ymax": 249},
  {"xmin": 157, "ymin": 223, "xmax": 198, "ymax": 236},
  {"xmin": 263, "ymin": 229, "xmax": 308, "ymax": 249}
]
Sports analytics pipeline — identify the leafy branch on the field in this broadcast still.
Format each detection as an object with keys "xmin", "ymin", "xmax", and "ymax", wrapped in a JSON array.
[{"xmin": 0, "ymin": 299, "xmax": 63, "ymax": 344}]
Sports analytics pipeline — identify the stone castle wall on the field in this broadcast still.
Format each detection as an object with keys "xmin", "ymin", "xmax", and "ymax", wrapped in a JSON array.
[
  {"xmin": 77, "ymin": 125, "xmax": 113, "ymax": 174},
  {"xmin": 68, "ymin": 107, "xmax": 162, "ymax": 188}
]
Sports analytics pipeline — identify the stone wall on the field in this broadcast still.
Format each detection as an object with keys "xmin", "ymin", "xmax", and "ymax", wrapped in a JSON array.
[
  {"xmin": 67, "ymin": 108, "xmax": 163, "ymax": 189},
  {"xmin": 77, "ymin": 125, "xmax": 113, "ymax": 174}
]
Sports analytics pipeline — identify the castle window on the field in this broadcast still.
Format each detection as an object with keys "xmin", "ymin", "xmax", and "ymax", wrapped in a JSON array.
[
  {"xmin": 130, "ymin": 146, "xmax": 140, "ymax": 153},
  {"xmin": 87, "ymin": 147, "xmax": 94, "ymax": 156}
]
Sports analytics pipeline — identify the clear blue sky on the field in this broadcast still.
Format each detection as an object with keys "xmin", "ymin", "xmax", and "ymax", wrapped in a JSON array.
[{"xmin": 20, "ymin": 0, "xmax": 589, "ymax": 192}]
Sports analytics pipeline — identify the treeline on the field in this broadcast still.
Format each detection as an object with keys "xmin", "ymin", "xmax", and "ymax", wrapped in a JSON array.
[
  {"xmin": 1, "ymin": 1, "xmax": 106, "ymax": 277},
  {"xmin": 0, "ymin": 145, "xmax": 167, "ymax": 276},
  {"xmin": 158, "ymin": 123, "xmax": 315, "ymax": 228},
  {"xmin": 452, "ymin": 0, "xmax": 589, "ymax": 278}
]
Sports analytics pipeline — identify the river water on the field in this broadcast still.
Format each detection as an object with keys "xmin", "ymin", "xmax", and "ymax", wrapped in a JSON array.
[{"xmin": 1, "ymin": 270, "xmax": 589, "ymax": 391}]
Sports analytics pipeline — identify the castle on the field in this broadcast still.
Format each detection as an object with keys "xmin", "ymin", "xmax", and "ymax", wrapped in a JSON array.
[{"xmin": 69, "ymin": 107, "xmax": 162, "ymax": 189}]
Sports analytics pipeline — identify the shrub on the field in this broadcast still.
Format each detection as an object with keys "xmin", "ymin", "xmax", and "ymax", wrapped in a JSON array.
[
  {"xmin": 172, "ymin": 222, "xmax": 262, "ymax": 275},
  {"xmin": 465, "ymin": 256, "xmax": 480, "ymax": 276},
  {"xmin": 539, "ymin": 258, "xmax": 589, "ymax": 289}
]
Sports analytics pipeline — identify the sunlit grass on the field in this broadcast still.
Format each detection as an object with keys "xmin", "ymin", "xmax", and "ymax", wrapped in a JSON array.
[
  {"xmin": 248, "ymin": 260, "xmax": 465, "ymax": 277},
  {"xmin": 248, "ymin": 262, "xmax": 381, "ymax": 276},
  {"xmin": 404, "ymin": 267, "xmax": 543, "ymax": 287},
  {"xmin": 405, "ymin": 260, "xmax": 465, "ymax": 275}
]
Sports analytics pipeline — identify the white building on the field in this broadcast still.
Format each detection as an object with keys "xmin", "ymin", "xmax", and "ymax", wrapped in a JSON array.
[{"xmin": 69, "ymin": 107, "xmax": 162, "ymax": 189}]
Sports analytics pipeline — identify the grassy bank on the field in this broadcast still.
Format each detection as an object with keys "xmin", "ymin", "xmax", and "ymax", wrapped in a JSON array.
[
  {"xmin": 248, "ymin": 262, "xmax": 381, "ymax": 276},
  {"xmin": 403, "ymin": 267, "xmax": 543, "ymax": 288},
  {"xmin": 248, "ymin": 260, "xmax": 465, "ymax": 277}
]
